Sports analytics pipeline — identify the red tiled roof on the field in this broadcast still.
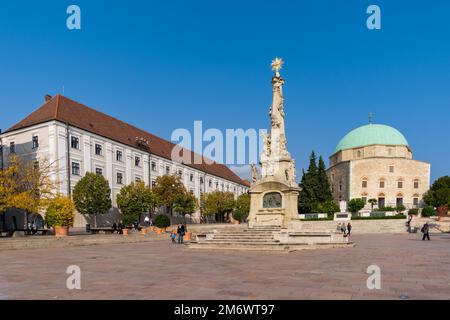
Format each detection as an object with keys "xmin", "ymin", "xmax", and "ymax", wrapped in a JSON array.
[
  {"xmin": 6, "ymin": 95, "xmax": 246, "ymax": 186},
  {"xmin": 242, "ymin": 179, "xmax": 251, "ymax": 188}
]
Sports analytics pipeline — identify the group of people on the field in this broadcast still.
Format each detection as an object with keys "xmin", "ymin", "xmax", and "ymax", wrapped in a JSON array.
[
  {"xmin": 336, "ymin": 222, "xmax": 352, "ymax": 236},
  {"xmin": 171, "ymin": 224, "xmax": 186, "ymax": 244}
]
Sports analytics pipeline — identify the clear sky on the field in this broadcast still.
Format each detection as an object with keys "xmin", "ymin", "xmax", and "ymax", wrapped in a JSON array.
[{"xmin": 0, "ymin": 0, "xmax": 449, "ymax": 182}]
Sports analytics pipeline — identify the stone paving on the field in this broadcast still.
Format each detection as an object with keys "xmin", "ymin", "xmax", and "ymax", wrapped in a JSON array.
[{"xmin": 1, "ymin": 233, "xmax": 449, "ymax": 300}]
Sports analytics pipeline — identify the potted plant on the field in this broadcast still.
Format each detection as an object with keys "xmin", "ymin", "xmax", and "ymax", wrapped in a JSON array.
[
  {"xmin": 232, "ymin": 210, "xmax": 247, "ymax": 225},
  {"xmin": 154, "ymin": 214, "xmax": 170, "ymax": 234},
  {"xmin": 45, "ymin": 195, "xmax": 75, "ymax": 237}
]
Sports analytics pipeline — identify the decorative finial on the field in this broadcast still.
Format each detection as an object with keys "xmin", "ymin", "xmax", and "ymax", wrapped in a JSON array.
[
  {"xmin": 369, "ymin": 112, "xmax": 373, "ymax": 124},
  {"xmin": 271, "ymin": 57, "xmax": 284, "ymax": 76}
]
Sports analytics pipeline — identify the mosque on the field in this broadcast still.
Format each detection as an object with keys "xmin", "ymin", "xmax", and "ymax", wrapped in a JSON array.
[{"xmin": 326, "ymin": 122, "xmax": 430, "ymax": 210}]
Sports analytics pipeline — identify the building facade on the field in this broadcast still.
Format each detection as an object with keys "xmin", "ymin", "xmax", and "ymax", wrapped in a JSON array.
[
  {"xmin": 0, "ymin": 95, "xmax": 248, "ymax": 227},
  {"xmin": 327, "ymin": 123, "xmax": 430, "ymax": 210}
]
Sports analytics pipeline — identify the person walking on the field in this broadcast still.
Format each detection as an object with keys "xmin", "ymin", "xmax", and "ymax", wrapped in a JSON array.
[
  {"xmin": 347, "ymin": 222, "xmax": 352, "ymax": 236},
  {"xmin": 421, "ymin": 222, "xmax": 430, "ymax": 241},
  {"xmin": 178, "ymin": 224, "xmax": 185, "ymax": 244},
  {"xmin": 341, "ymin": 223, "xmax": 347, "ymax": 235}
]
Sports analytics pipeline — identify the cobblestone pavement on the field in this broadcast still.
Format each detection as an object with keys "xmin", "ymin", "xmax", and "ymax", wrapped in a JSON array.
[{"xmin": 1, "ymin": 233, "xmax": 449, "ymax": 300}]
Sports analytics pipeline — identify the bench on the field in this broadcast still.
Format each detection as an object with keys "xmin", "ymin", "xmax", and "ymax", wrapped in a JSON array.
[{"xmin": 90, "ymin": 227, "xmax": 117, "ymax": 234}]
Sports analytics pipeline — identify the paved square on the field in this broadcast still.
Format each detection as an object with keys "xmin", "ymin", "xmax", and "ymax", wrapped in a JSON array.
[{"xmin": 1, "ymin": 233, "xmax": 449, "ymax": 299}]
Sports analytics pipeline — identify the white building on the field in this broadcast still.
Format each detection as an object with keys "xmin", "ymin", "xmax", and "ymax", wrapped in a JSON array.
[{"xmin": 0, "ymin": 94, "xmax": 249, "ymax": 227}]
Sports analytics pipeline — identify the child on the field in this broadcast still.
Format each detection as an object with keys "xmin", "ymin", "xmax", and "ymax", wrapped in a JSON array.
[{"xmin": 171, "ymin": 231, "xmax": 176, "ymax": 243}]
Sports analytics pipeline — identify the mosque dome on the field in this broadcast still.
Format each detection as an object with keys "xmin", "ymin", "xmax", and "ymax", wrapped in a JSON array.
[{"xmin": 334, "ymin": 124, "xmax": 409, "ymax": 154}]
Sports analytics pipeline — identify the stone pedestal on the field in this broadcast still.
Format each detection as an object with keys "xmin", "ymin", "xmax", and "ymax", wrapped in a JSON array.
[{"xmin": 248, "ymin": 178, "xmax": 300, "ymax": 228}]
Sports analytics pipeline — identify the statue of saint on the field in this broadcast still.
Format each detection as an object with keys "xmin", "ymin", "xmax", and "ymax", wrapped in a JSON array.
[
  {"xmin": 262, "ymin": 132, "xmax": 271, "ymax": 157},
  {"xmin": 251, "ymin": 164, "xmax": 259, "ymax": 183}
]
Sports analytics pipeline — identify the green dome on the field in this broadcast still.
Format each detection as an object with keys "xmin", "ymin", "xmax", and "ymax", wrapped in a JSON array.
[{"xmin": 334, "ymin": 124, "xmax": 409, "ymax": 153}]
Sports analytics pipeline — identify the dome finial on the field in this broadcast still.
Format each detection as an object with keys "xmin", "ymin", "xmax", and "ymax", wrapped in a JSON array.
[{"xmin": 369, "ymin": 112, "xmax": 373, "ymax": 124}]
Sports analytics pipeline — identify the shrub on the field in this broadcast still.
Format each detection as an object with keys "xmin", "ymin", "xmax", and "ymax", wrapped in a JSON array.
[
  {"xmin": 352, "ymin": 214, "xmax": 406, "ymax": 220},
  {"xmin": 154, "ymin": 214, "xmax": 171, "ymax": 228},
  {"xmin": 45, "ymin": 195, "xmax": 75, "ymax": 227},
  {"xmin": 379, "ymin": 206, "xmax": 396, "ymax": 212},
  {"xmin": 408, "ymin": 208, "xmax": 419, "ymax": 215},
  {"xmin": 396, "ymin": 204, "xmax": 406, "ymax": 213},
  {"xmin": 421, "ymin": 206, "xmax": 436, "ymax": 217},
  {"xmin": 348, "ymin": 198, "xmax": 365, "ymax": 213},
  {"xmin": 232, "ymin": 210, "xmax": 247, "ymax": 222}
]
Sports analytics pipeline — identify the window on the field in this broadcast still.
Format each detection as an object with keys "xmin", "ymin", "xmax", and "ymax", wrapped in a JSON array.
[
  {"xmin": 151, "ymin": 180, "xmax": 156, "ymax": 188},
  {"xmin": 32, "ymin": 136, "xmax": 39, "ymax": 149},
  {"xmin": 357, "ymin": 150, "xmax": 361, "ymax": 158},
  {"xmin": 165, "ymin": 166, "xmax": 170, "ymax": 175},
  {"xmin": 117, "ymin": 172, "xmax": 123, "ymax": 185},
  {"xmin": 116, "ymin": 150, "xmax": 123, "ymax": 162},
  {"xmin": 135, "ymin": 176, "xmax": 141, "ymax": 182},
  {"xmin": 379, "ymin": 180, "xmax": 385, "ymax": 188},
  {"xmin": 389, "ymin": 166, "xmax": 394, "ymax": 173},
  {"xmin": 95, "ymin": 167, "xmax": 103, "ymax": 176},
  {"xmin": 33, "ymin": 161, "xmax": 39, "ymax": 170},
  {"xmin": 72, "ymin": 162, "xmax": 80, "ymax": 176},
  {"xmin": 190, "ymin": 173, "xmax": 194, "ymax": 182},
  {"xmin": 362, "ymin": 180, "xmax": 368, "ymax": 188},
  {"xmin": 378, "ymin": 197, "xmax": 385, "ymax": 208},
  {"xmin": 398, "ymin": 181, "xmax": 403, "ymax": 189},
  {"xmin": 396, "ymin": 197, "xmax": 403, "ymax": 206},
  {"xmin": 413, "ymin": 197, "xmax": 419, "ymax": 206},
  {"xmin": 200, "ymin": 177, "xmax": 204, "ymax": 184},
  {"xmin": 215, "ymin": 181, "xmax": 219, "ymax": 188},
  {"xmin": 151, "ymin": 161, "xmax": 157, "ymax": 171},
  {"xmin": 71, "ymin": 136, "xmax": 79, "ymax": 149},
  {"xmin": 9, "ymin": 142, "xmax": 15, "ymax": 154},
  {"xmin": 95, "ymin": 144, "xmax": 103, "ymax": 156},
  {"xmin": 209, "ymin": 180, "xmax": 212, "ymax": 187},
  {"xmin": 414, "ymin": 180, "xmax": 419, "ymax": 189},
  {"xmin": 339, "ymin": 180, "xmax": 342, "ymax": 191},
  {"xmin": 135, "ymin": 156, "xmax": 140, "ymax": 167},
  {"xmin": 177, "ymin": 170, "xmax": 182, "ymax": 177}
]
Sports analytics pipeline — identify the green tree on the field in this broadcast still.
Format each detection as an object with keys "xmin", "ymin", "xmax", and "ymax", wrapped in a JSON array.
[
  {"xmin": 423, "ymin": 176, "xmax": 450, "ymax": 217},
  {"xmin": 348, "ymin": 198, "xmax": 365, "ymax": 214},
  {"xmin": 117, "ymin": 181, "xmax": 156, "ymax": 225},
  {"xmin": 201, "ymin": 191, "xmax": 235, "ymax": 223},
  {"xmin": 152, "ymin": 175, "xmax": 186, "ymax": 216},
  {"xmin": 73, "ymin": 172, "xmax": 111, "ymax": 227},
  {"xmin": 298, "ymin": 151, "xmax": 333, "ymax": 213},
  {"xmin": 235, "ymin": 193, "xmax": 250, "ymax": 215},
  {"xmin": 368, "ymin": 198, "xmax": 377, "ymax": 211},
  {"xmin": 317, "ymin": 156, "xmax": 332, "ymax": 203},
  {"xmin": 174, "ymin": 192, "xmax": 198, "ymax": 224}
]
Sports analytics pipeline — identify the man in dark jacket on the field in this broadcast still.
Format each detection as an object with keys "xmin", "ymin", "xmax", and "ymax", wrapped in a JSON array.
[
  {"xmin": 421, "ymin": 222, "xmax": 430, "ymax": 241},
  {"xmin": 178, "ymin": 224, "xmax": 185, "ymax": 244}
]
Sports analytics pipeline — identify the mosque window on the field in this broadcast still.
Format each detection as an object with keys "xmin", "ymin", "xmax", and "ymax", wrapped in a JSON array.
[{"xmin": 362, "ymin": 179, "xmax": 368, "ymax": 188}]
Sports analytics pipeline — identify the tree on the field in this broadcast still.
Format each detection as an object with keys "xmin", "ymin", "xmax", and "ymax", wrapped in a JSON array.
[
  {"xmin": 201, "ymin": 191, "xmax": 235, "ymax": 223},
  {"xmin": 174, "ymin": 192, "xmax": 198, "ymax": 224},
  {"xmin": 317, "ymin": 156, "xmax": 332, "ymax": 203},
  {"xmin": 424, "ymin": 176, "xmax": 450, "ymax": 218},
  {"xmin": 368, "ymin": 198, "xmax": 377, "ymax": 211},
  {"xmin": 117, "ymin": 181, "xmax": 156, "ymax": 226},
  {"xmin": 348, "ymin": 198, "xmax": 365, "ymax": 214},
  {"xmin": 152, "ymin": 175, "xmax": 186, "ymax": 216},
  {"xmin": 314, "ymin": 200, "xmax": 339, "ymax": 216},
  {"xmin": 0, "ymin": 154, "xmax": 55, "ymax": 214},
  {"xmin": 44, "ymin": 195, "xmax": 75, "ymax": 228},
  {"xmin": 235, "ymin": 193, "xmax": 250, "ymax": 215},
  {"xmin": 298, "ymin": 151, "xmax": 334, "ymax": 213},
  {"xmin": 73, "ymin": 172, "xmax": 111, "ymax": 227}
]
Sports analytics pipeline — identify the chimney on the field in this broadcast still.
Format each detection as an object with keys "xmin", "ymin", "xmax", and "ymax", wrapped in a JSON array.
[{"xmin": 45, "ymin": 94, "xmax": 52, "ymax": 102}]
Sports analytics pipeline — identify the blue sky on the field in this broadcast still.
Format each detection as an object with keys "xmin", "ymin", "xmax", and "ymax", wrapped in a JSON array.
[{"xmin": 0, "ymin": 0, "xmax": 449, "ymax": 182}]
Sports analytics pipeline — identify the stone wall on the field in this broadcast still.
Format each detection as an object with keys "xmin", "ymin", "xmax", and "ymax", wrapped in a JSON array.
[{"xmin": 298, "ymin": 219, "xmax": 408, "ymax": 234}]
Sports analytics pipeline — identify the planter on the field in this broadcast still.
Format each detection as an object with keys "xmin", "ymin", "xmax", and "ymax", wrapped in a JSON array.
[
  {"xmin": 156, "ymin": 227, "xmax": 166, "ymax": 234},
  {"xmin": 122, "ymin": 228, "xmax": 129, "ymax": 236},
  {"xmin": 140, "ymin": 228, "xmax": 147, "ymax": 235},
  {"xmin": 55, "ymin": 226, "xmax": 69, "ymax": 237},
  {"xmin": 184, "ymin": 231, "xmax": 192, "ymax": 241},
  {"xmin": 232, "ymin": 220, "xmax": 240, "ymax": 225}
]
